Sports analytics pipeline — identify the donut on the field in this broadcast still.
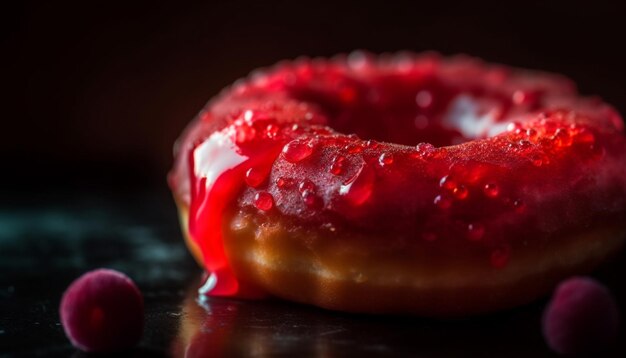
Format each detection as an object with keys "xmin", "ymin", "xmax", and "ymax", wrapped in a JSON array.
[{"xmin": 168, "ymin": 52, "xmax": 626, "ymax": 316}]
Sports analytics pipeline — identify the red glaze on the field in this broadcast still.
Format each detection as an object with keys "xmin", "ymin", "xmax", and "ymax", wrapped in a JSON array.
[{"xmin": 169, "ymin": 52, "xmax": 626, "ymax": 298}]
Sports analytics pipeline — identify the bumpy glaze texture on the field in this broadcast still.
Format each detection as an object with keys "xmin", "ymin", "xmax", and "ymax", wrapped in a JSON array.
[{"xmin": 169, "ymin": 52, "xmax": 626, "ymax": 297}]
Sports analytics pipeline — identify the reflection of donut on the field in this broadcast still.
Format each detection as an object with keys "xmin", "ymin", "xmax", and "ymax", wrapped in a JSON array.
[
  {"xmin": 171, "ymin": 286, "xmax": 235, "ymax": 358},
  {"xmin": 169, "ymin": 52, "xmax": 626, "ymax": 316}
]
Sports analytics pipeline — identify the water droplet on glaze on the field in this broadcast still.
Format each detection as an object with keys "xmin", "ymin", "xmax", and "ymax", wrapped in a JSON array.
[
  {"xmin": 340, "ymin": 163, "xmax": 375, "ymax": 206},
  {"xmin": 365, "ymin": 140, "xmax": 380, "ymax": 149},
  {"xmin": 276, "ymin": 177, "xmax": 292, "ymax": 189},
  {"xmin": 433, "ymin": 195, "xmax": 452, "ymax": 209},
  {"xmin": 344, "ymin": 144, "xmax": 363, "ymax": 154},
  {"xmin": 490, "ymin": 245, "xmax": 511, "ymax": 268},
  {"xmin": 452, "ymin": 185, "xmax": 468, "ymax": 200},
  {"xmin": 439, "ymin": 175, "xmax": 456, "ymax": 191},
  {"xmin": 483, "ymin": 183, "xmax": 499, "ymax": 198},
  {"xmin": 245, "ymin": 167, "xmax": 269, "ymax": 188},
  {"xmin": 330, "ymin": 155, "xmax": 346, "ymax": 175},
  {"xmin": 299, "ymin": 179, "xmax": 316, "ymax": 193},
  {"xmin": 378, "ymin": 153, "xmax": 394, "ymax": 166},
  {"xmin": 301, "ymin": 189, "xmax": 320, "ymax": 208},
  {"xmin": 416, "ymin": 90, "xmax": 433, "ymax": 109},
  {"xmin": 254, "ymin": 192, "xmax": 273, "ymax": 211},
  {"xmin": 466, "ymin": 223, "xmax": 485, "ymax": 241},
  {"xmin": 282, "ymin": 139, "xmax": 314, "ymax": 163},
  {"xmin": 513, "ymin": 199, "xmax": 525, "ymax": 213}
]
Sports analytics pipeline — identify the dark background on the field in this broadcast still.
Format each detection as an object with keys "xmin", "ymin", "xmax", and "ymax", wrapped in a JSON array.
[{"xmin": 2, "ymin": 0, "xmax": 625, "ymax": 191}]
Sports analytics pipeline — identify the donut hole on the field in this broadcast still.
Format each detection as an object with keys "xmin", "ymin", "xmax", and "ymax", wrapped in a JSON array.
[{"xmin": 290, "ymin": 82, "xmax": 514, "ymax": 147}]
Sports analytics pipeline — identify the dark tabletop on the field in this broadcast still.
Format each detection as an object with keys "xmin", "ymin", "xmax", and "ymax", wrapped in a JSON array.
[{"xmin": 1, "ymin": 188, "xmax": 625, "ymax": 357}]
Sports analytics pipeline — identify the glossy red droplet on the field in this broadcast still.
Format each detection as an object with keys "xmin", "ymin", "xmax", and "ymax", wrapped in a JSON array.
[
  {"xmin": 340, "ymin": 163, "xmax": 375, "ymax": 206},
  {"xmin": 302, "ymin": 189, "xmax": 321, "ymax": 208},
  {"xmin": 483, "ymin": 183, "xmax": 499, "ymax": 198},
  {"xmin": 512, "ymin": 199, "xmax": 525, "ymax": 213},
  {"xmin": 245, "ymin": 167, "xmax": 270, "ymax": 188},
  {"xmin": 344, "ymin": 144, "xmax": 363, "ymax": 154},
  {"xmin": 452, "ymin": 185, "xmax": 468, "ymax": 200},
  {"xmin": 60, "ymin": 269, "xmax": 144, "ymax": 353},
  {"xmin": 282, "ymin": 139, "xmax": 314, "ymax": 163},
  {"xmin": 466, "ymin": 222, "xmax": 485, "ymax": 241},
  {"xmin": 298, "ymin": 179, "xmax": 316, "ymax": 193},
  {"xmin": 330, "ymin": 155, "xmax": 346, "ymax": 175},
  {"xmin": 254, "ymin": 192, "xmax": 274, "ymax": 211},
  {"xmin": 276, "ymin": 177, "xmax": 292, "ymax": 189},
  {"xmin": 439, "ymin": 176, "xmax": 456, "ymax": 191},
  {"xmin": 378, "ymin": 153, "xmax": 394, "ymax": 166},
  {"xmin": 433, "ymin": 195, "xmax": 452, "ymax": 209}
]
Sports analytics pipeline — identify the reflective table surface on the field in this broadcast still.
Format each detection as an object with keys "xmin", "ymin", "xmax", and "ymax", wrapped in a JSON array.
[{"xmin": 1, "ymin": 189, "xmax": 625, "ymax": 357}]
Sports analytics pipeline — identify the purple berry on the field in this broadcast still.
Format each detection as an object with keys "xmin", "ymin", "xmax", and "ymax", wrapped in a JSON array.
[
  {"xmin": 60, "ymin": 269, "xmax": 144, "ymax": 352},
  {"xmin": 542, "ymin": 276, "xmax": 620, "ymax": 355}
]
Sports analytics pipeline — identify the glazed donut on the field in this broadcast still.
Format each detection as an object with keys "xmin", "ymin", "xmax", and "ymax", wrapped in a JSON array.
[{"xmin": 168, "ymin": 52, "xmax": 626, "ymax": 316}]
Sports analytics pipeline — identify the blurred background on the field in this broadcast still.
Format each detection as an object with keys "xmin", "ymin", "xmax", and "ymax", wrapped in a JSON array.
[{"xmin": 2, "ymin": 0, "xmax": 625, "ymax": 192}]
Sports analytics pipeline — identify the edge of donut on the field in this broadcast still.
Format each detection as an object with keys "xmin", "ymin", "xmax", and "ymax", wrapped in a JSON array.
[{"xmin": 174, "ymin": 198, "xmax": 625, "ymax": 316}]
